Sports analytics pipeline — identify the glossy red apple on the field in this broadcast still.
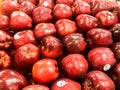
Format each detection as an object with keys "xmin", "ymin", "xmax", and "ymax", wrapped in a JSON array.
[
  {"xmin": 61, "ymin": 54, "xmax": 88, "ymax": 79},
  {"xmin": 14, "ymin": 43, "xmax": 40, "ymax": 70},
  {"xmin": 53, "ymin": 4, "xmax": 72, "ymax": 20},
  {"xmin": 88, "ymin": 47, "xmax": 116, "ymax": 71},
  {"xmin": 72, "ymin": 0, "xmax": 91, "ymax": 16},
  {"xmin": 51, "ymin": 78, "xmax": 81, "ymax": 90},
  {"xmin": 0, "ymin": 14, "xmax": 9, "ymax": 30},
  {"xmin": 76, "ymin": 14, "xmax": 98, "ymax": 33},
  {"xmin": 13, "ymin": 30, "xmax": 36, "ymax": 48},
  {"xmin": 0, "ymin": 50, "xmax": 11, "ymax": 70},
  {"xmin": 19, "ymin": 1, "xmax": 36, "ymax": 16},
  {"xmin": 0, "ymin": 69, "xmax": 28, "ymax": 90},
  {"xmin": 32, "ymin": 59, "xmax": 59, "ymax": 84},
  {"xmin": 41, "ymin": 36, "xmax": 63, "ymax": 59},
  {"xmin": 22, "ymin": 84, "xmax": 50, "ymax": 90},
  {"xmin": 96, "ymin": 10, "xmax": 118, "ymax": 28},
  {"xmin": 38, "ymin": 0, "xmax": 54, "ymax": 9},
  {"xmin": 86, "ymin": 28, "xmax": 113, "ymax": 48},
  {"xmin": 0, "ymin": 30, "xmax": 13, "ymax": 50},
  {"xmin": 10, "ymin": 11, "xmax": 32, "ymax": 31},
  {"xmin": 34, "ymin": 23, "xmax": 56, "ymax": 39},
  {"xmin": 63, "ymin": 33, "xmax": 87, "ymax": 53},
  {"xmin": 56, "ymin": 0, "xmax": 74, "ymax": 6},
  {"xmin": 33, "ymin": 6, "xmax": 53, "ymax": 24},
  {"xmin": 55, "ymin": 19, "xmax": 77, "ymax": 38},
  {"xmin": 82, "ymin": 70, "xmax": 115, "ymax": 90},
  {"xmin": 19, "ymin": 0, "xmax": 36, "ymax": 4}
]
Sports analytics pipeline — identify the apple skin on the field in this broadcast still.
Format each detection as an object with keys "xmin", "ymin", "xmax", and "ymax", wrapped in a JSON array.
[
  {"xmin": 0, "ymin": 30, "xmax": 13, "ymax": 50},
  {"xmin": 19, "ymin": 1, "xmax": 36, "ymax": 16},
  {"xmin": 82, "ymin": 70, "xmax": 115, "ymax": 90},
  {"xmin": 19, "ymin": 0, "xmax": 36, "ymax": 4},
  {"xmin": 76, "ymin": 14, "xmax": 98, "ymax": 33},
  {"xmin": 53, "ymin": 4, "xmax": 72, "ymax": 20},
  {"xmin": 34, "ymin": 23, "xmax": 57, "ymax": 39},
  {"xmin": 32, "ymin": 59, "xmax": 59, "ymax": 84},
  {"xmin": 0, "ymin": 50, "xmax": 11, "ymax": 70},
  {"xmin": 32, "ymin": 6, "xmax": 53, "ymax": 24},
  {"xmin": 0, "ymin": 14, "xmax": 9, "ymax": 30},
  {"xmin": 51, "ymin": 78, "xmax": 81, "ymax": 90},
  {"xmin": 14, "ymin": 43, "xmax": 40, "ymax": 70},
  {"xmin": 10, "ymin": 11, "xmax": 32, "ymax": 31},
  {"xmin": 61, "ymin": 54, "xmax": 88, "ymax": 79},
  {"xmin": 56, "ymin": 0, "xmax": 74, "ymax": 6},
  {"xmin": 0, "ymin": 69, "xmax": 28, "ymax": 90},
  {"xmin": 88, "ymin": 47, "xmax": 116, "ymax": 71},
  {"xmin": 22, "ymin": 84, "xmax": 50, "ymax": 90},
  {"xmin": 38, "ymin": 0, "xmax": 54, "ymax": 9},
  {"xmin": 13, "ymin": 30, "xmax": 36, "ymax": 48},
  {"xmin": 55, "ymin": 19, "xmax": 77, "ymax": 38},
  {"xmin": 41, "ymin": 36, "xmax": 63, "ymax": 59},
  {"xmin": 72, "ymin": 0, "xmax": 91, "ymax": 17}
]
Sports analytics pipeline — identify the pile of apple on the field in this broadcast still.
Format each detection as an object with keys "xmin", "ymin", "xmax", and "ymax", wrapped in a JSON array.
[{"xmin": 1, "ymin": 0, "xmax": 120, "ymax": 90}]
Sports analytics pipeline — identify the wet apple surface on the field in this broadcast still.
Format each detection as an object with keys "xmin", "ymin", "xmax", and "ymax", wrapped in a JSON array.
[{"xmin": 0, "ymin": 0, "xmax": 120, "ymax": 90}]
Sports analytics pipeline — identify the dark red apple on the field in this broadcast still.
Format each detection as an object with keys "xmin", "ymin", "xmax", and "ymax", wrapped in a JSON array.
[
  {"xmin": 41, "ymin": 36, "xmax": 63, "ymax": 59},
  {"xmin": 0, "ymin": 50, "xmax": 11, "ymax": 70},
  {"xmin": 96, "ymin": 10, "xmax": 118, "ymax": 28},
  {"xmin": 51, "ymin": 78, "xmax": 81, "ymax": 90},
  {"xmin": 88, "ymin": 47, "xmax": 116, "ymax": 71},
  {"xmin": 0, "ymin": 14, "xmax": 9, "ymax": 30},
  {"xmin": 56, "ymin": 0, "xmax": 74, "ymax": 6},
  {"xmin": 63, "ymin": 33, "xmax": 87, "ymax": 53},
  {"xmin": 72, "ymin": 0, "xmax": 91, "ymax": 16},
  {"xmin": 13, "ymin": 30, "xmax": 36, "ymax": 48},
  {"xmin": 86, "ymin": 28, "xmax": 113, "ymax": 48},
  {"xmin": 76, "ymin": 14, "xmax": 98, "ymax": 33},
  {"xmin": 55, "ymin": 19, "xmax": 77, "ymax": 38},
  {"xmin": 22, "ymin": 84, "xmax": 50, "ymax": 90},
  {"xmin": 32, "ymin": 59, "xmax": 59, "ymax": 84},
  {"xmin": 19, "ymin": 0, "xmax": 36, "ymax": 4},
  {"xmin": 38, "ymin": 0, "xmax": 54, "ymax": 9},
  {"xmin": 0, "ymin": 69, "xmax": 28, "ymax": 90},
  {"xmin": 14, "ymin": 43, "xmax": 40, "ymax": 70},
  {"xmin": 34, "ymin": 23, "xmax": 56, "ymax": 39},
  {"xmin": 61, "ymin": 54, "xmax": 88, "ymax": 79},
  {"xmin": 10, "ymin": 11, "xmax": 32, "ymax": 31},
  {"xmin": 0, "ymin": 30, "xmax": 13, "ymax": 50},
  {"xmin": 82, "ymin": 70, "xmax": 115, "ymax": 90},
  {"xmin": 1, "ymin": 0, "xmax": 19, "ymax": 16},
  {"xmin": 33, "ymin": 6, "xmax": 53, "ymax": 24},
  {"xmin": 19, "ymin": 1, "xmax": 36, "ymax": 16},
  {"xmin": 53, "ymin": 4, "xmax": 72, "ymax": 20}
]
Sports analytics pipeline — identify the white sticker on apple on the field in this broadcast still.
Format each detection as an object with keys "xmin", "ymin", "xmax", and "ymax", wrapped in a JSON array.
[
  {"xmin": 57, "ymin": 80, "xmax": 66, "ymax": 87},
  {"xmin": 103, "ymin": 64, "xmax": 111, "ymax": 71}
]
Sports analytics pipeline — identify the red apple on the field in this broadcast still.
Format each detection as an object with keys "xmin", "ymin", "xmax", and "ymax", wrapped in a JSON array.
[
  {"xmin": 19, "ymin": 1, "xmax": 36, "ymax": 16},
  {"xmin": 61, "ymin": 54, "xmax": 88, "ymax": 79},
  {"xmin": 33, "ymin": 6, "xmax": 53, "ymax": 24},
  {"xmin": 82, "ymin": 70, "xmax": 115, "ymax": 90},
  {"xmin": 10, "ymin": 11, "xmax": 32, "ymax": 31},
  {"xmin": 0, "ymin": 14, "xmax": 9, "ymax": 30},
  {"xmin": 0, "ymin": 30, "xmax": 13, "ymax": 50},
  {"xmin": 41, "ymin": 36, "xmax": 63, "ymax": 59},
  {"xmin": 19, "ymin": 0, "xmax": 36, "ymax": 4},
  {"xmin": 55, "ymin": 19, "xmax": 77, "ymax": 38},
  {"xmin": 76, "ymin": 14, "xmax": 98, "ymax": 33},
  {"xmin": 38, "ymin": 0, "xmax": 54, "ymax": 9},
  {"xmin": 0, "ymin": 50, "xmax": 11, "ymax": 70},
  {"xmin": 13, "ymin": 30, "xmax": 36, "ymax": 48},
  {"xmin": 86, "ymin": 28, "xmax": 113, "ymax": 48},
  {"xmin": 63, "ymin": 33, "xmax": 87, "ymax": 53},
  {"xmin": 32, "ymin": 59, "xmax": 59, "ymax": 84},
  {"xmin": 56, "ymin": 0, "xmax": 74, "ymax": 6},
  {"xmin": 0, "ymin": 69, "xmax": 28, "ymax": 90},
  {"xmin": 72, "ymin": 0, "xmax": 91, "ymax": 16},
  {"xmin": 51, "ymin": 78, "xmax": 81, "ymax": 90},
  {"xmin": 96, "ymin": 10, "xmax": 118, "ymax": 28},
  {"xmin": 14, "ymin": 43, "xmax": 40, "ymax": 70},
  {"xmin": 34, "ymin": 23, "xmax": 57, "ymax": 39},
  {"xmin": 22, "ymin": 84, "xmax": 50, "ymax": 90},
  {"xmin": 88, "ymin": 47, "xmax": 116, "ymax": 71},
  {"xmin": 53, "ymin": 4, "xmax": 72, "ymax": 20}
]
